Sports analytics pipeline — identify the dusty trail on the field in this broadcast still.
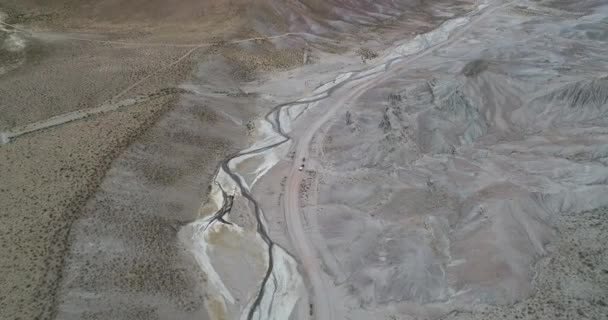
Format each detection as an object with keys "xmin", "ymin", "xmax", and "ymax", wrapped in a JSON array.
[
  {"xmin": 0, "ymin": 85, "xmax": 184, "ymax": 144},
  {"xmin": 0, "ymin": 20, "xmax": 340, "ymax": 47},
  {"xmin": 0, "ymin": 26, "xmax": 340, "ymax": 144},
  {"xmin": 0, "ymin": 45, "xmax": 199, "ymax": 143}
]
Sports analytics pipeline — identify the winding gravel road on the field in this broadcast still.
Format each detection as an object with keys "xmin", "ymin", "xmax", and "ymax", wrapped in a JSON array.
[{"xmin": 0, "ymin": 29, "xmax": 338, "ymax": 145}]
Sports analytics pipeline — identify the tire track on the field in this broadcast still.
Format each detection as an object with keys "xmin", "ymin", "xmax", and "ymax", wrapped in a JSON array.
[{"xmin": 0, "ymin": 27, "xmax": 341, "ymax": 144}]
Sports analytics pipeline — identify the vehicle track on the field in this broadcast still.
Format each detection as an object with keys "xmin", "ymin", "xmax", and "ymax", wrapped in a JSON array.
[
  {"xmin": 0, "ymin": 85, "xmax": 188, "ymax": 144},
  {"xmin": 0, "ymin": 21, "xmax": 341, "ymax": 47},
  {"xmin": 0, "ymin": 27, "xmax": 346, "ymax": 145}
]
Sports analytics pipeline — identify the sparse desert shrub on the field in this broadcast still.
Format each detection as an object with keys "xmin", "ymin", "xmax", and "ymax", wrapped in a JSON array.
[
  {"xmin": 357, "ymin": 47, "xmax": 378, "ymax": 63},
  {"xmin": 246, "ymin": 120, "xmax": 256, "ymax": 131},
  {"xmin": 388, "ymin": 93, "xmax": 402, "ymax": 104},
  {"xmin": 192, "ymin": 105, "xmax": 218, "ymax": 123},
  {"xmin": 462, "ymin": 59, "xmax": 489, "ymax": 77}
]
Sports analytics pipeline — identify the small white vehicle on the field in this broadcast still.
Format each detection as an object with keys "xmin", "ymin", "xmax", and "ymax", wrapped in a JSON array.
[{"xmin": 299, "ymin": 164, "xmax": 305, "ymax": 171}]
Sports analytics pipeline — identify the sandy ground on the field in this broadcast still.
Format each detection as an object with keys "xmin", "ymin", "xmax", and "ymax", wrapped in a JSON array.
[
  {"xmin": 53, "ymin": 56, "xmax": 261, "ymax": 320},
  {"xmin": 0, "ymin": 7, "xmax": 211, "ymax": 317},
  {"xmin": 0, "ymin": 96, "xmax": 175, "ymax": 319},
  {"xmin": 0, "ymin": 5, "xmax": 307, "ymax": 320},
  {"xmin": 3, "ymin": 0, "xmax": 606, "ymax": 319}
]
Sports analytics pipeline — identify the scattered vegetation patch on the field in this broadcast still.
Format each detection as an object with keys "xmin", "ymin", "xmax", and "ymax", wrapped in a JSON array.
[
  {"xmin": 191, "ymin": 105, "xmax": 219, "ymax": 123},
  {"xmin": 139, "ymin": 161, "xmax": 182, "ymax": 185},
  {"xmin": 357, "ymin": 46, "xmax": 378, "ymax": 63},
  {"xmin": 462, "ymin": 59, "xmax": 489, "ymax": 77},
  {"xmin": 222, "ymin": 43, "xmax": 305, "ymax": 81}
]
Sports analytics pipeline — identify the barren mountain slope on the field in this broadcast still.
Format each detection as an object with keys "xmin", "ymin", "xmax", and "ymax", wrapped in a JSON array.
[{"xmin": 303, "ymin": 0, "xmax": 608, "ymax": 318}]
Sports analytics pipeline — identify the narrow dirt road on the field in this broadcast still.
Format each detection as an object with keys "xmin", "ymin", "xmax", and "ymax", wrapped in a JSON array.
[
  {"xmin": 0, "ymin": 29, "xmax": 339, "ymax": 144},
  {"xmin": 284, "ymin": 81, "xmax": 374, "ymax": 320},
  {"xmin": 0, "ymin": 21, "xmax": 339, "ymax": 47}
]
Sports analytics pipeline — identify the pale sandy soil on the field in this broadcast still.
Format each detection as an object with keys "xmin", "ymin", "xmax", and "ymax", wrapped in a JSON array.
[
  {"xmin": 4, "ymin": 0, "xmax": 606, "ymax": 320},
  {"xmin": 0, "ymin": 96, "xmax": 174, "ymax": 319},
  {"xmin": 53, "ymin": 57, "xmax": 259, "ymax": 320}
]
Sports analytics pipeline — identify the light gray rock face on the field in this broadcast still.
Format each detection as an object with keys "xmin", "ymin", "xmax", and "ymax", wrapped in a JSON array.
[{"xmin": 312, "ymin": 1, "xmax": 608, "ymax": 318}]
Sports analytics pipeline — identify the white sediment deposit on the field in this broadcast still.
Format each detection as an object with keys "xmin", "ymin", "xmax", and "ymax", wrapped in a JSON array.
[
  {"xmin": 180, "ymin": 89, "xmax": 306, "ymax": 319},
  {"xmin": 387, "ymin": 17, "xmax": 470, "ymax": 60}
]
